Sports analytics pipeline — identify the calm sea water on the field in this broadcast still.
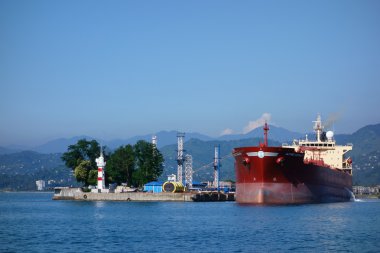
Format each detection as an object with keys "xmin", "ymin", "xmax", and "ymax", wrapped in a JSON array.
[{"xmin": 0, "ymin": 192, "xmax": 379, "ymax": 253}]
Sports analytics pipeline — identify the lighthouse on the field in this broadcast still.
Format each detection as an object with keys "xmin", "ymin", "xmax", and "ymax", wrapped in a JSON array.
[{"xmin": 95, "ymin": 148, "xmax": 106, "ymax": 192}]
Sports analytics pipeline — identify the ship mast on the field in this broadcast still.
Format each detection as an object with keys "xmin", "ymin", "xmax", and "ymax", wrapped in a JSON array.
[
  {"xmin": 313, "ymin": 114, "xmax": 323, "ymax": 142},
  {"xmin": 263, "ymin": 122, "xmax": 269, "ymax": 147}
]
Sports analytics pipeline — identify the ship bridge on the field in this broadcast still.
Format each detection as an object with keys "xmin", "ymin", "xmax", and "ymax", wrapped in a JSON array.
[{"xmin": 282, "ymin": 115, "xmax": 353, "ymax": 173}]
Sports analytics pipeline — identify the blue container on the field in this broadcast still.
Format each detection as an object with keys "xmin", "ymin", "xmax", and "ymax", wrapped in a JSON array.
[{"xmin": 144, "ymin": 181, "xmax": 163, "ymax": 193}]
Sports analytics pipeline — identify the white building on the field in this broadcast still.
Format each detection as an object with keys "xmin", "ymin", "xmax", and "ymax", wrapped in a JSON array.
[
  {"xmin": 167, "ymin": 174, "xmax": 176, "ymax": 182},
  {"xmin": 48, "ymin": 180, "xmax": 56, "ymax": 185},
  {"xmin": 36, "ymin": 180, "xmax": 46, "ymax": 191}
]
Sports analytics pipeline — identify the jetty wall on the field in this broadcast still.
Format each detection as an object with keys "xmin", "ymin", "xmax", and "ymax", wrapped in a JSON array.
[{"xmin": 53, "ymin": 187, "xmax": 235, "ymax": 202}]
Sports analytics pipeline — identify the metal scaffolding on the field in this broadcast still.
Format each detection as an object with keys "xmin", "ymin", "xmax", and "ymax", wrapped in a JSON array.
[
  {"xmin": 176, "ymin": 132, "xmax": 185, "ymax": 183},
  {"xmin": 213, "ymin": 145, "xmax": 221, "ymax": 191},
  {"xmin": 184, "ymin": 154, "xmax": 193, "ymax": 188}
]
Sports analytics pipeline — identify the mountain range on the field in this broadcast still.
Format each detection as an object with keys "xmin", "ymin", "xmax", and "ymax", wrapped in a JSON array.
[
  {"xmin": 158, "ymin": 123, "xmax": 380, "ymax": 186},
  {"xmin": 0, "ymin": 125, "xmax": 303, "ymax": 154},
  {"xmin": 1, "ymin": 123, "xmax": 379, "ymax": 190}
]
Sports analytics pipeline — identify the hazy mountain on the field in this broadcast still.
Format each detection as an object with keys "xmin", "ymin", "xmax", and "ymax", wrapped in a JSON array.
[
  {"xmin": 30, "ymin": 131, "xmax": 214, "ymax": 154},
  {"xmin": 0, "ymin": 146, "xmax": 22, "ymax": 155},
  {"xmin": 1, "ymin": 123, "xmax": 380, "ymax": 190},
  {"xmin": 13, "ymin": 124, "xmax": 304, "ymax": 154},
  {"xmin": 32, "ymin": 135, "xmax": 96, "ymax": 154},
  {"xmin": 334, "ymin": 123, "xmax": 380, "ymax": 186},
  {"xmin": 335, "ymin": 123, "xmax": 380, "ymax": 156},
  {"xmin": 17, "ymin": 124, "xmax": 378, "ymax": 155},
  {"xmin": 218, "ymin": 125, "xmax": 303, "ymax": 143},
  {"xmin": 108, "ymin": 130, "xmax": 214, "ymax": 149},
  {"xmin": 1, "ymin": 123, "xmax": 379, "ymax": 190},
  {"xmin": 0, "ymin": 151, "xmax": 77, "ymax": 191}
]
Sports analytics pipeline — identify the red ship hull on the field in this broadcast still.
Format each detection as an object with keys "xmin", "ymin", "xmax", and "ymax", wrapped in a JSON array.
[{"xmin": 233, "ymin": 146, "xmax": 353, "ymax": 204}]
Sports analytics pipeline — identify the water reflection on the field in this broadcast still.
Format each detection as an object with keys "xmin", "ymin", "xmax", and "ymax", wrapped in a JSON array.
[
  {"xmin": 1, "ymin": 193, "xmax": 379, "ymax": 253},
  {"xmin": 95, "ymin": 201, "xmax": 105, "ymax": 208}
]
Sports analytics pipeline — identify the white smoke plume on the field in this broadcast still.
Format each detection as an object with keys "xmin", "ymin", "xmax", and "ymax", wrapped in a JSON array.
[
  {"xmin": 220, "ymin": 128, "xmax": 235, "ymax": 136},
  {"xmin": 324, "ymin": 112, "xmax": 342, "ymax": 129},
  {"xmin": 243, "ymin": 113, "xmax": 271, "ymax": 134}
]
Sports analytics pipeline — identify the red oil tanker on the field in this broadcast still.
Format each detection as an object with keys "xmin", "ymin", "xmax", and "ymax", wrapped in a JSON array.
[{"xmin": 233, "ymin": 115, "xmax": 353, "ymax": 204}]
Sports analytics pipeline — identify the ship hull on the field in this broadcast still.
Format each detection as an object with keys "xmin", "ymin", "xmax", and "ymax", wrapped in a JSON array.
[{"xmin": 233, "ymin": 147, "xmax": 353, "ymax": 204}]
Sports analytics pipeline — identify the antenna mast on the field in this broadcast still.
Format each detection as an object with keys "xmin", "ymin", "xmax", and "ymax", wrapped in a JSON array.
[
  {"xmin": 213, "ymin": 145, "xmax": 221, "ymax": 192},
  {"xmin": 263, "ymin": 122, "xmax": 269, "ymax": 147},
  {"xmin": 313, "ymin": 114, "xmax": 324, "ymax": 142}
]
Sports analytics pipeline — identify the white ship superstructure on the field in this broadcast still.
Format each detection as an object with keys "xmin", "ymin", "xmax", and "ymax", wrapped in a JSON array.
[{"xmin": 283, "ymin": 114, "xmax": 353, "ymax": 173}]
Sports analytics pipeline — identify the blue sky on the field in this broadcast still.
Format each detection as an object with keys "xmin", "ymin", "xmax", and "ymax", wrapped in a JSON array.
[{"xmin": 1, "ymin": 0, "xmax": 380, "ymax": 146}]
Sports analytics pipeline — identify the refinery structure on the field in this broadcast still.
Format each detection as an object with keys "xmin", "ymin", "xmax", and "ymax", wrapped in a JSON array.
[
  {"xmin": 54, "ymin": 131, "xmax": 233, "ymax": 202},
  {"xmin": 53, "ymin": 114, "xmax": 356, "ymax": 204},
  {"xmin": 174, "ymin": 133, "xmax": 224, "ymax": 191}
]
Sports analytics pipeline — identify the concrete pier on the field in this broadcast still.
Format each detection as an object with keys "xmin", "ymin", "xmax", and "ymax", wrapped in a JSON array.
[{"xmin": 53, "ymin": 187, "xmax": 235, "ymax": 202}]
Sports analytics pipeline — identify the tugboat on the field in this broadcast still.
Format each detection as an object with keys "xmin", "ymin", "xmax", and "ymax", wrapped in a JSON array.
[{"xmin": 233, "ymin": 115, "xmax": 353, "ymax": 204}]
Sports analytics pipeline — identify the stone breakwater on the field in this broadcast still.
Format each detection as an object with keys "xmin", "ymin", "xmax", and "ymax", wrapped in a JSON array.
[{"xmin": 53, "ymin": 187, "xmax": 235, "ymax": 202}]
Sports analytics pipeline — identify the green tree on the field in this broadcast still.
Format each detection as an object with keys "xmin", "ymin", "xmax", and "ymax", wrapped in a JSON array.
[
  {"xmin": 132, "ymin": 140, "xmax": 164, "ymax": 187},
  {"xmin": 74, "ymin": 160, "xmax": 92, "ymax": 185},
  {"xmin": 63, "ymin": 139, "xmax": 163, "ymax": 188},
  {"xmin": 61, "ymin": 139, "xmax": 102, "ymax": 186},
  {"xmin": 87, "ymin": 169, "xmax": 98, "ymax": 186},
  {"xmin": 106, "ymin": 145, "xmax": 135, "ymax": 186},
  {"xmin": 61, "ymin": 139, "xmax": 101, "ymax": 170}
]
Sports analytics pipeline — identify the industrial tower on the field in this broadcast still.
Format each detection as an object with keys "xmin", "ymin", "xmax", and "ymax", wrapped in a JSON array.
[
  {"xmin": 176, "ymin": 132, "xmax": 185, "ymax": 183},
  {"xmin": 184, "ymin": 154, "xmax": 193, "ymax": 188},
  {"xmin": 213, "ymin": 145, "xmax": 221, "ymax": 191}
]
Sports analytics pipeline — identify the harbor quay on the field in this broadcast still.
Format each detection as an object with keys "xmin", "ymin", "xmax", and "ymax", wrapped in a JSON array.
[{"xmin": 53, "ymin": 187, "xmax": 235, "ymax": 202}]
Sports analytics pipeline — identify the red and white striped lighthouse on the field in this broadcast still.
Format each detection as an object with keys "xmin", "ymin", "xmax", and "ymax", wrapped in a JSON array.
[{"xmin": 95, "ymin": 149, "xmax": 106, "ymax": 192}]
